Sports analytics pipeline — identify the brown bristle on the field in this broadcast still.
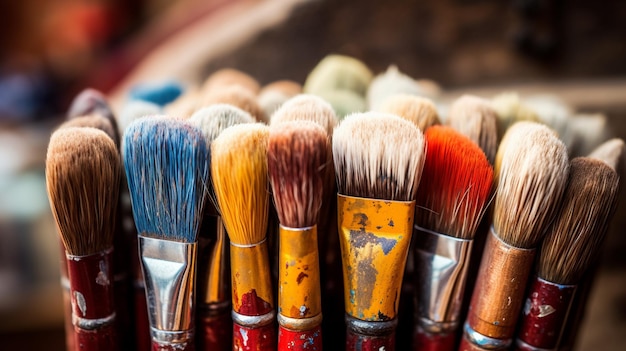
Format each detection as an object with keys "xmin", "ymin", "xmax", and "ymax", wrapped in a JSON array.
[
  {"xmin": 268, "ymin": 121, "xmax": 329, "ymax": 228},
  {"xmin": 202, "ymin": 68, "xmax": 261, "ymax": 95},
  {"xmin": 378, "ymin": 94, "xmax": 440, "ymax": 131},
  {"xmin": 447, "ymin": 95, "xmax": 498, "ymax": 164},
  {"xmin": 46, "ymin": 127, "xmax": 121, "ymax": 255},
  {"xmin": 493, "ymin": 121, "xmax": 569, "ymax": 248},
  {"xmin": 202, "ymin": 85, "xmax": 267, "ymax": 124},
  {"xmin": 415, "ymin": 126, "xmax": 494, "ymax": 239},
  {"xmin": 270, "ymin": 94, "xmax": 338, "ymax": 136},
  {"xmin": 332, "ymin": 112, "xmax": 425, "ymax": 201},
  {"xmin": 59, "ymin": 114, "xmax": 117, "ymax": 142},
  {"xmin": 211, "ymin": 123, "xmax": 269, "ymax": 245},
  {"xmin": 538, "ymin": 157, "xmax": 619, "ymax": 284},
  {"xmin": 588, "ymin": 138, "xmax": 625, "ymax": 173}
]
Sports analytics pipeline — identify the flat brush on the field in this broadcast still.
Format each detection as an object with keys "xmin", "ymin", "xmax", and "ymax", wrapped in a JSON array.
[
  {"xmin": 189, "ymin": 104, "xmax": 254, "ymax": 351},
  {"xmin": 268, "ymin": 120, "xmax": 330, "ymax": 350},
  {"xmin": 447, "ymin": 95, "xmax": 498, "ymax": 164},
  {"xmin": 211, "ymin": 123, "xmax": 276, "ymax": 351},
  {"xmin": 123, "ymin": 118, "xmax": 210, "ymax": 351},
  {"xmin": 515, "ymin": 157, "xmax": 619, "ymax": 351},
  {"xmin": 46, "ymin": 127, "xmax": 121, "ymax": 350},
  {"xmin": 461, "ymin": 121, "xmax": 569, "ymax": 351},
  {"xmin": 412, "ymin": 126, "xmax": 493, "ymax": 351},
  {"xmin": 333, "ymin": 112, "xmax": 426, "ymax": 351},
  {"xmin": 378, "ymin": 94, "xmax": 440, "ymax": 132}
]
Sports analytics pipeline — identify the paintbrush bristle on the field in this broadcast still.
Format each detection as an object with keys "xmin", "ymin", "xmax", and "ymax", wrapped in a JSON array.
[
  {"xmin": 538, "ymin": 157, "xmax": 619, "ymax": 284},
  {"xmin": 201, "ymin": 85, "xmax": 267, "ymax": 124},
  {"xmin": 118, "ymin": 100, "xmax": 161, "ymax": 137},
  {"xmin": 268, "ymin": 121, "xmax": 329, "ymax": 228},
  {"xmin": 46, "ymin": 127, "xmax": 121, "ymax": 255},
  {"xmin": 378, "ymin": 94, "xmax": 440, "ymax": 132},
  {"xmin": 190, "ymin": 104, "xmax": 255, "ymax": 142},
  {"xmin": 447, "ymin": 95, "xmax": 498, "ymax": 164},
  {"xmin": 415, "ymin": 126, "xmax": 494, "ymax": 239},
  {"xmin": 588, "ymin": 138, "xmax": 625, "ymax": 173},
  {"xmin": 59, "ymin": 114, "xmax": 117, "ymax": 142},
  {"xmin": 123, "ymin": 117, "xmax": 209, "ymax": 243},
  {"xmin": 211, "ymin": 123, "xmax": 270, "ymax": 245},
  {"xmin": 333, "ymin": 112, "xmax": 425, "ymax": 201},
  {"xmin": 493, "ymin": 121, "xmax": 569, "ymax": 248},
  {"xmin": 270, "ymin": 94, "xmax": 338, "ymax": 136},
  {"xmin": 202, "ymin": 68, "xmax": 261, "ymax": 95},
  {"xmin": 67, "ymin": 88, "xmax": 119, "ymax": 143}
]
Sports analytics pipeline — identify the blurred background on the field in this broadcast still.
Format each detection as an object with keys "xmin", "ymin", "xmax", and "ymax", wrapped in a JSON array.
[{"xmin": 1, "ymin": 0, "xmax": 625, "ymax": 349}]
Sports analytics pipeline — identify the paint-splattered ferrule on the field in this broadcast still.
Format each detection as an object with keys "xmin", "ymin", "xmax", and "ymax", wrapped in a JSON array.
[
  {"xmin": 66, "ymin": 248, "xmax": 117, "ymax": 350},
  {"xmin": 278, "ymin": 324, "xmax": 322, "ymax": 351},
  {"xmin": 337, "ymin": 194, "xmax": 415, "ymax": 322},
  {"xmin": 466, "ymin": 227, "xmax": 535, "ymax": 340},
  {"xmin": 230, "ymin": 240, "xmax": 274, "ymax": 316},
  {"xmin": 278, "ymin": 225, "xmax": 322, "ymax": 320},
  {"xmin": 515, "ymin": 277, "xmax": 576, "ymax": 350}
]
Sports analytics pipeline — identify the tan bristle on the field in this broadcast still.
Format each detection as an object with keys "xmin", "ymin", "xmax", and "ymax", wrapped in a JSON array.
[
  {"xmin": 378, "ymin": 94, "xmax": 440, "ymax": 132},
  {"xmin": 491, "ymin": 92, "xmax": 540, "ymax": 139},
  {"xmin": 538, "ymin": 157, "xmax": 619, "ymax": 284},
  {"xmin": 333, "ymin": 112, "xmax": 425, "ymax": 201},
  {"xmin": 493, "ymin": 121, "xmax": 569, "ymax": 248},
  {"xmin": 270, "ymin": 94, "xmax": 338, "ymax": 136},
  {"xmin": 211, "ymin": 123, "xmax": 269, "ymax": 245},
  {"xmin": 268, "ymin": 121, "xmax": 329, "ymax": 228},
  {"xmin": 59, "ymin": 114, "xmax": 117, "ymax": 142},
  {"xmin": 415, "ymin": 126, "xmax": 494, "ymax": 239},
  {"xmin": 258, "ymin": 81, "xmax": 302, "ymax": 118},
  {"xmin": 165, "ymin": 88, "xmax": 200, "ymax": 119},
  {"xmin": 202, "ymin": 68, "xmax": 260, "ymax": 95},
  {"xmin": 447, "ymin": 95, "xmax": 498, "ymax": 164},
  {"xmin": 46, "ymin": 127, "xmax": 121, "ymax": 255},
  {"xmin": 201, "ymin": 85, "xmax": 267, "ymax": 124},
  {"xmin": 588, "ymin": 138, "xmax": 625, "ymax": 173},
  {"xmin": 260, "ymin": 80, "xmax": 302, "ymax": 97}
]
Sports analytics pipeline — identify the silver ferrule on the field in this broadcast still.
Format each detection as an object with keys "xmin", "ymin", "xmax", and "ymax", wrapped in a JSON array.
[
  {"xmin": 232, "ymin": 310, "xmax": 276, "ymax": 328},
  {"xmin": 414, "ymin": 225, "xmax": 473, "ymax": 334},
  {"xmin": 345, "ymin": 314, "xmax": 398, "ymax": 336},
  {"xmin": 464, "ymin": 322, "xmax": 511, "ymax": 349},
  {"xmin": 278, "ymin": 313, "xmax": 322, "ymax": 331},
  {"xmin": 139, "ymin": 235, "xmax": 197, "ymax": 341}
]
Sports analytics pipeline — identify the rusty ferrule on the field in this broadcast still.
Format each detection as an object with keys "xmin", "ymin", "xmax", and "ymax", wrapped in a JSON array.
[{"xmin": 139, "ymin": 235, "xmax": 197, "ymax": 344}]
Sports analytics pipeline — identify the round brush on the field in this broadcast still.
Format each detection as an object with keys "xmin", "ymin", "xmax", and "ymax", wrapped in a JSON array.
[
  {"xmin": 447, "ymin": 95, "xmax": 498, "ymax": 164},
  {"xmin": 412, "ymin": 126, "xmax": 494, "ymax": 351},
  {"xmin": 378, "ymin": 94, "xmax": 440, "ymax": 132}
]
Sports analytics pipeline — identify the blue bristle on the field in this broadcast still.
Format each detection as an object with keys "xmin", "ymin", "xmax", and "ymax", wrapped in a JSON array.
[
  {"xmin": 122, "ymin": 117, "xmax": 209, "ymax": 242},
  {"xmin": 129, "ymin": 81, "xmax": 184, "ymax": 106}
]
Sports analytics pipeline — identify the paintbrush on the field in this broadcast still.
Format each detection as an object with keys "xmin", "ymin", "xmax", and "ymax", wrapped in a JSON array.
[
  {"xmin": 514, "ymin": 157, "xmax": 619, "ymax": 351},
  {"xmin": 490, "ymin": 93, "xmax": 539, "ymax": 140},
  {"xmin": 202, "ymin": 68, "xmax": 261, "ymax": 96},
  {"xmin": 367, "ymin": 65, "xmax": 440, "ymax": 111},
  {"xmin": 46, "ymin": 127, "xmax": 121, "ymax": 350},
  {"xmin": 268, "ymin": 120, "xmax": 330, "ymax": 350},
  {"xmin": 333, "ymin": 112, "xmax": 425, "ymax": 351},
  {"xmin": 211, "ymin": 123, "xmax": 276, "ymax": 351},
  {"xmin": 67, "ymin": 88, "xmax": 117, "ymax": 132},
  {"xmin": 189, "ymin": 104, "xmax": 254, "ymax": 351},
  {"xmin": 377, "ymin": 94, "xmax": 440, "ymax": 132},
  {"xmin": 118, "ymin": 100, "xmax": 161, "ymax": 135},
  {"xmin": 447, "ymin": 95, "xmax": 498, "ymax": 164},
  {"xmin": 412, "ymin": 126, "xmax": 494, "ymax": 351},
  {"xmin": 460, "ymin": 121, "xmax": 569, "ymax": 351},
  {"xmin": 123, "ymin": 117, "xmax": 209, "ymax": 351},
  {"xmin": 258, "ymin": 80, "xmax": 302, "ymax": 118},
  {"xmin": 200, "ymin": 85, "xmax": 267, "ymax": 124}
]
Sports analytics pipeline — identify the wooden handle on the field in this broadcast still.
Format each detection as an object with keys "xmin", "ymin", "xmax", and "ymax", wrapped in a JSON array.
[
  {"xmin": 345, "ymin": 327, "xmax": 395, "ymax": 351},
  {"xmin": 278, "ymin": 325, "xmax": 322, "ymax": 351},
  {"xmin": 196, "ymin": 307, "xmax": 232, "ymax": 351},
  {"xmin": 233, "ymin": 322, "xmax": 276, "ymax": 351},
  {"xmin": 413, "ymin": 328, "xmax": 456, "ymax": 351},
  {"xmin": 75, "ymin": 323, "xmax": 117, "ymax": 351}
]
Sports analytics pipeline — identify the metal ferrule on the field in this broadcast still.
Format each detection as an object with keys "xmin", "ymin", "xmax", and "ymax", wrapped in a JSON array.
[
  {"xmin": 345, "ymin": 314, "xmax": 398, "ymax": 336},
  {"xmin": 232, "ymin": 310, "xmax": 276, "ymax": 328},
  {"xmin": 73, "ymin": 312, "xmax": 117, "ymax": 330},
  {"xmin": 464, "ymin": 322, "xmax": 511, "ymax": 350},
  {"xmin": 278, "ymin": 313, "xmax": 323, "ymax": 331},
  {"xmin": 413, "ymin": 225, "xmax": 473, "ymax": 334},
  {"xmin": 139, "ymin": 235, "xmax": 197, "ymax": 342}
]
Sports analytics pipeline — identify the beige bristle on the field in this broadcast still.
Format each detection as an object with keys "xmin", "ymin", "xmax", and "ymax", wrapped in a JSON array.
[
  {"xmin": 201, "ymin": 85, "xmax": 267, "ymax": 124},
  {"xmin": 317, "ymin": 90, "xmax": 367, "ymax": 120},
  {"xmin": 447, "ymin": 95, "xmax": 498, "ymax": 164},
  {"xmin": 211, "ymin": 123, "xmax": 269, "ymax": 245},
  {"xmin": 270, "ymin": 94, "xmax": 338, "ymax": 136},
  {"xmin": 268, "ymin": 121, "xmax": 329, "ymax": 228},
  {"xmin": 538, "ymin": 157, "xmax": 619, "ymax": 284},
  {"xmin": 201, "ymin": 68, "xmax": 260, "ymax": 95},
  {"xmin": 59, "ymin": 114, "xmax": 117, "ymax": 142},
  {"xmin": 367, "ymin": 65, "xmax": 425, "ymax": 111},
  {"xmin": 333, "ymin": 112, "xmax": 425, "ymax": 201},
  {"xmin": 378, "ymin": 94, "xmax": 440, "ymax": 132},
  {"xmin": 303, "ymin": 54, "xmax": 373, "ymax": 96},
  {"xmin": 46, "ymin": 127, "xmax": 121, "ymax": 255},
  {"xmin": 258, "ymin": 81, "xmax": 302, "ymax": 118},
  {"xmin": 260, "ymin": 80, "xmax": 302, "ymax": 97},
  {"xmin": 190, "ymin": 104, "xmax": 255, "ymax": 142},
  {"xmin": 493, "ymin": 121, "xmax": 569, "ymax": 248},
  {"xmin": 491, "ymin": 92, "xmax": 539, "ymax": 139},
  {"xmin": 588, "ymin": 138, "xmax": 625, "ymax": 173}
]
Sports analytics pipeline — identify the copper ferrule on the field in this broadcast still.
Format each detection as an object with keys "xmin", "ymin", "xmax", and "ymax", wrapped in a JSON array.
[
  {"xmin": 414, "ymin": 225, "xmax": 473, "ymax": 334},
  {"xmin": 337, "ymin": 194, "xmax": 415, "ymax": 322},
  {"xmin": 139, "ymin": 235, "xmax": 197, "ymax": 344},
  {"xmin": 467, "ymin": 227, "xmax": 535, "ymax": 341},
  {"xmin": 278, "ymin": 225, "xmax": 322, "ymax": 322},
  {"xmin": 229, "ymin": 239, "xmax": 274, "ymax": 315},
  {"xmin": 198, "ymin": 215, "xmax": 230, "ymax": 307}
]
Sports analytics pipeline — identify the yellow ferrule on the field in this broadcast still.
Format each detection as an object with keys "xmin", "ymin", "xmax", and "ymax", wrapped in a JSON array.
[
  {"xmin": 230, "ymin": 240, "xmax": 274, "ymax": 314},
  {"xmin": 337, "ymin": 194, "xmax": 415, "ymax": 321},
  {"xmin": 278, "ymin": 225, "xmax": 322, "ymax": 319}
]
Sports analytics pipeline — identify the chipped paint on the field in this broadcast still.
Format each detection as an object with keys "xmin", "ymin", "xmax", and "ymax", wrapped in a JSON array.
[{"xmin": 74, "ymin": 291, "xmax": 87, "ymax": 316}]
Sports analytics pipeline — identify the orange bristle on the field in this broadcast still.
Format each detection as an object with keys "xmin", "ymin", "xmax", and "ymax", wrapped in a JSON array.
[{"xmin": 415, "ymin": 125, "xmax": 494, "ymax": 239}]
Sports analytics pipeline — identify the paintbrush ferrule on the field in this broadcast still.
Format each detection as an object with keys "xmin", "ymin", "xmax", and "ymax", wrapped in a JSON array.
[
  {"xmin": 277, "ymin": 313, "xmax": 323, "ymax": 331},
  {"xmin": 139, "ymin": 235, "xmax": 197, "ymax": 344},
  {"xmin": 229, "ymin": 239, "xmax": 274, "ymax": 316},
  {"xmin": 337, "ymin": 194, "xmax": 415, "ymax": 321},
  {"xmin": 413, "ymin": 225, "xmax": 473, "ymax": 334},
  {"xmin": 463, "ymin": 322, "xmax": 512, "ymax": 350}
]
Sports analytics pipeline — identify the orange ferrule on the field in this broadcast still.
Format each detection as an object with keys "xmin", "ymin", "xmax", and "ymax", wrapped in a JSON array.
[{"xmin": 230, "ymin": 240, "xmax": 274, "ymax": 315}]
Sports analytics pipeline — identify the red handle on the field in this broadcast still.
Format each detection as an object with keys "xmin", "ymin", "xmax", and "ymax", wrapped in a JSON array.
[
  {"xmin": 151, "ymin": 340, "xmax": 195, "ymax": 351},
  {"xmin": 196, "ymin": 308, "xmax": 232, "ymax": 351},
  {"xmin": 233, "ymin": 322, "xmax": 276, "ymax": 351},
  {"xmin": 75, "ymin": 322, "xmax": 117, "ymax": 351},
  {"xmin": 135, "ymin": 285, "xmax": 151, "ymax": 351},
  {"xmin": 278, "ymin": 325, "xmax": 322, "ymax": 351},
  {"xmin": 345, "ymin": 328, "xmax": 395, "ymax": 351},
  {"xmin": 414, "ymin": 328, "xmax": 456, "ymax": 351}
]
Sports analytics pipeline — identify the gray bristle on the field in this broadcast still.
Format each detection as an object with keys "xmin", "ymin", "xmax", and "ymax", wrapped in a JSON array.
[
  {"xmin": 118, "ymin": 100, "xmax": 161, "ymax": 137},
  {"xmin": 189, "ymin": 104, "xmax": 255, "ymax": 142},
  {"xmin": 122, "ymin": 117, "xmax": 210, "ymax": 243}
]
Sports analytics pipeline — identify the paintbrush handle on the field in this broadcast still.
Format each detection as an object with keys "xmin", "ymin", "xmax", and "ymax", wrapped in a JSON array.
[
  {"xmin": 196, "ymin": 306, "xmax": 232, "ymax": 351},
  {"xmin": 514, "ymin": 277, "xmax": 576, "ymax": 350},
  {"xmin": 135, "ymin": 282, "xmax": 151, "ymax": 351},
  {"xmin": 414, "ymin": 328, "xmax": 456, "ymax": 351},
  {"xmin": 278, "ymin": 324, "xmax": 322, "ymax": 351},
  {"xmin": 151, "ymin": 341, "xmax": 195, "ymax": 351},
  {"xmin": 345, "ymin": 327, "xmax": 395, "ymax": 351},
  {"xmin": 59, "ymin": 242, "xmax": 76, "ymax": 351},
  {"xmin": 233, "ymin": 322, "xmax": 277, "ymax": 351}
]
